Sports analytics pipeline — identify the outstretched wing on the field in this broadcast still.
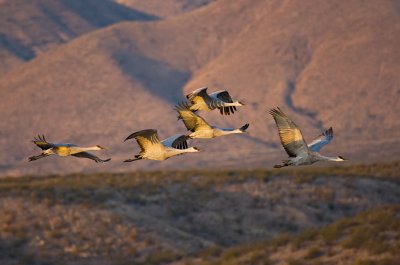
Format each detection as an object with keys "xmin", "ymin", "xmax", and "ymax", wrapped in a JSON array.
[
  {"xmin": 308, "ymin": 127, "xmax": 333, "ymax": 152},
  {"xmin": 186, "ymin": 87, "xmax": 211, "ymax": 102},
  {"xmin": 28, "ymin": 153, "xmax": 51, "ymax": 162},
  {"xmin": 124, "ymin": 129, "xmax": 163, "ymax": 153},
  {"xmin": 161, "ymin": 134, "xmax": 189, "ymax": 150},
  {"xmin": 269, "ymin": 108, "xmax": 309, "ymax": 157},
  {"xmin": 32, "ymin": 135, "xmax": 55, "ymax": 150},
  {"xmin": 175, "ymin": 102, "xmax": 212, "ymax": 132},
  {"xmin": 71, "ymin": 152, "xmax": 111, "ymax": 163},
  {"xmin": 210, "ymin": 90, "xmax": 237, "ymax": 115}
]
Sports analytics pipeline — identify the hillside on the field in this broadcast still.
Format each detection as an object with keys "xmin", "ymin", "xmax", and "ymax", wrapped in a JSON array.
[
  {"xmin": 0, "ymin": 162, "xmax": 399, "ymax": 264},
  {"xmin": 0, "ymin": 0, "xmax": 399, "ymax": 176},
  {"xmin": 181, "ymin": 206, "xmax": 400, "ymax": 265},
  {"xmin": 115, "ymin": 0, "xmax": 215, "ymax": 18},
  {"xmin": 0, "ymin": 0, "xmax": 156, "ymax": 77}
]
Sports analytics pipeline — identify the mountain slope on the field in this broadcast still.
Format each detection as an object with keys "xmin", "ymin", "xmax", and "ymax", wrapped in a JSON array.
[
  {"xmin": 0, "ymin": 0, "xmax": 156, "ymax": 77},
  {"xmin": 0, "ymin": 165, "xmax": 399, "ymax": 264},
  {"xmin": 0, "ymin": 0, "xmax": 272, "ymax": 175},
  {"xmin": 0, "ymin": 0, "xmax": 399, "ymax": 175},
  {"xmin": 115, "ymin": 0, "xmax": 215, "ymax": 18},
  {"xmin": 184, "ymin": 0, "xmax": 400, "ymax": 161}
]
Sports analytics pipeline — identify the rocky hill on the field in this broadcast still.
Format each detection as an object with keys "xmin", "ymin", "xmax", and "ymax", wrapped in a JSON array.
[
  {"xmin": 0, "ymin": 0, "xmax": 156, "ymax": 77},
  {"xmin": 0, "ymin": 0, "xmax": 399, "ymax": 176},
  {"xmin": 115, "ymin": 0, "xmax": 215, "ymax": 18},
  {"xmin": 0, "ymin": 162, "xmax": 399, "ymax": 264}
]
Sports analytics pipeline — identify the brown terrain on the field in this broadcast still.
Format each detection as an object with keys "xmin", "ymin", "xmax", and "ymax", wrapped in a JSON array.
[
  {"xmin": 0, "ymin": 0, "xmax": 399, "ymax": 176},
  {"xmin": 0, "ymin": 163, "xmax": 399, "ymax": 265},
  {"xmin": 0, "ymin": 2, "xmax": 399, "ymax": 264},
  {"xmin": 115, "ymin": 0, "xmax": 215, "ymax": 18},
  {"xmin": 0, "ymin": 0, "xmax": 156, "ymax": 78}
]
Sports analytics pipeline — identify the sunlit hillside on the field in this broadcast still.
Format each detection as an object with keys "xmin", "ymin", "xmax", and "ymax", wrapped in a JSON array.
[
  {"xmin": 1, "ymin": 1, "xmax": 399, "ymax": 265},
  {"xmin": 0, "ymin": 0, "xmax": 399, "ymax": 176},
  {"xmin": 0, "ymin": 162, "xmax": 399, "ymax": 264}
]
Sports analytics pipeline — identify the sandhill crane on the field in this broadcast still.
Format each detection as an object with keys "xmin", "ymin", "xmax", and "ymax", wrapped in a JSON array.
[
  {"xmin": 175, "ymin": 102, "xmax": 249, "ymax": 139},
  {"xmin": 269, "ymin": 108, "xmax": 346, "ymax": 168},
  {"xmin": 123, "ymin": 129, "xmax": 199, "ymax": 162},
  {"xmin": 29, "ymin": 135, "xmax": 110, "ymax": 163},
  {"xmin": 186, "ymin": 87, "xmax": 244, "ymax": 115}
]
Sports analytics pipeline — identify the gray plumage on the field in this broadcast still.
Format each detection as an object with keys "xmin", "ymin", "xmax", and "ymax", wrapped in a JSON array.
[
  {"xmin": 175, "ymin": 102, "xmax": 249, "ymax": 139},
  {"xmin": 186, "ymin": 87, "xmax": 244, "ymax": 115},
  {"xmin": 269, "ymin": 108, "xmax": 346, "ymax": 168},
  {"xmin": 123, "ymin": 129, "xmax": 199, "ymax": 162},
  {"xmin": 29, "ymin": 135, "xmax": 110, "ymax": 163}
]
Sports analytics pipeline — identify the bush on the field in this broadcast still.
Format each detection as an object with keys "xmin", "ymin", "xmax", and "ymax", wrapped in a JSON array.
[{"xmin": 304, "ymin": 246, "xmax": 322, "ymax": 259}]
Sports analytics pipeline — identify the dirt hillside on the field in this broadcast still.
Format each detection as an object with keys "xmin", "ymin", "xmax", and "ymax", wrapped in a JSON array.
[{"xmin": 0, "ymin": 0, "xmax": 399, "ymax": 176}]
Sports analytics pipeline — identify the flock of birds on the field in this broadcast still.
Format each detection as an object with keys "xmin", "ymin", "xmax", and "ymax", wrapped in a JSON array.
[{"xmin": 29, "ymin": 87, "xmax": 346, "ymax": 168}]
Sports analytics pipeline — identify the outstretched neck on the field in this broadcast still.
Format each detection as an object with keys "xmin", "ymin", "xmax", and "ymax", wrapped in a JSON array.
[
  {"xmin": 81, "ymin": 146, "xmax": 102, "ymax": 151},
  {"xmin": 213, "ymin": 128, "xmax": 243, "ymax": 137},
  {"xmin": 316, "ymin": 154, "xmax": 346, "ymax": 162},
  {"xmin": 166, "ymin": 147, "xmax": 198, "ymax": 158},
  {"xmin": 70, "ymin": 146, "xmax": 103, "ymax": 154}
]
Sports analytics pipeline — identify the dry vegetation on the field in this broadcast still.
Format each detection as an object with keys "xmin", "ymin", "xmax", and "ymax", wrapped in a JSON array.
[
  {"xmin": 188, "ymin": 206, "xmax": 400, "ymax": 265},
  {"xmin": 0, "ymin": 162, "xmax": 399, "ymax": 265}
]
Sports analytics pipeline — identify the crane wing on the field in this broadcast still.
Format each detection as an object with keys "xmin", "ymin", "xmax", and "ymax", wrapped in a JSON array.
[
  {"xmin": 186, "ymin": 87, "xmax": 211, "ymax": 102},
  {"xmin": 269, "ymin": 108, "xmax": 309, "ymax": 157},
  {"xmin": 210, "ymin": 90, "xmax": 237, "ymax": 115},
  {"xmin": 32, "ymin": 135, "xmax": 56, "ymax": 150},
  {"xmin": 72, "ymin": 152, "xmax": 111, "ymax": 163},
  {"xmin": 308, "ymin": 127, "xmax": 333, "ymax": 152},
  {"xmin": 28, "ymin": 153, "xmax": 51, "ymax": 162},
  {"xmin": 124, "ymin": 129, "xmax": 163, "ymax": 153},
  {"xmin": 161, "ymin": 134, "xmax": 189, "ymax": 150},
  {"xmin": 175, "ymin": 102, "xmax": 212, "ymax": 132}
]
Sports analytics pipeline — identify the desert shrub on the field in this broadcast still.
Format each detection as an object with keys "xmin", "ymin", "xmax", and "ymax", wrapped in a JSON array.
[
  {"xmin": 304, "ymin": 246, "xmax": 322, "ymax": 259},
  {"xmin": 243, "ymin": 250, "xmax": 271, "ymax": 265},
  {"xmin": 313, "ymin": 188, "xmax": 334, "ymax": 202},
  {"xmin": 144, "ymin": 249, "xmax": 180, "ymax": 265},
  {"xmin": 287, "ymin": 259, "xmax": 306, "ymax": 265},
  {"xmin": 292, "ymin": 229, "xmax": 317, "ymax": 249},
  {"xmin": 197, "ymin": 245, "xmax": 223, "ymax": 259},
  {"xmin": 270, "ymin": 233, "xmax": 290, "ymax": 250}
]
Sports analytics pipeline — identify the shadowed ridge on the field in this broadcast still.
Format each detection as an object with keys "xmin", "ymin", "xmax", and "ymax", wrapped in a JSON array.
[
  {"xmin": 113, "ymin": 51, "xmax": 189, "ymax": 104},
  {"xmin": 0, "ymin": 0, "xmax": 158, "ymax": 77},
  {"xmin": 59, "ymin": 0, "xmax": 159, "ymax": 26},
  {"xmin": 114, "ymin": 0, "xmax": 217, "ymax": 18}
]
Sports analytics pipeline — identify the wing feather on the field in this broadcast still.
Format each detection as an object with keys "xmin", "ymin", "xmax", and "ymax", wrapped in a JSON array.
[
  {"xmin": 308, "ymin": 127, "xmax": 333, "ymax": 152},
  {"xmin": 211, "ymin": 90, "xmax": 238, "ymax": 115},
  {"xmin": 124, "ymin": 129, "xmax": 163, "ymax": 152},
  {"xmin": 32, "ymin": 135, "xmax": 55, "ymax": 150},
  {"xmin": 72, "ymin": 152, "xmax": 111, "ymax": 163},
  {"xmin": 161, "ymin": 134, "xmax": 189, "ymax": 150},
  {"xmin": 269, "ymin": 108, "xmax": 309, "ymax": 157},
  {"xmin": 175, "ymin": 102, "xmax": 212, "ymax": 132},
  {"xmin": 186, "ymin": 87, "xmax": 210, "ymax": 101}
]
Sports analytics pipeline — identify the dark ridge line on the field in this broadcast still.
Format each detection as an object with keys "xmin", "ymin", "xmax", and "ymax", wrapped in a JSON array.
[
  {"xmin": 113, "ymin": 50, "xmax": 190, "ymax": 104},
  {"xmin": 0, "ymin": 33, "xmax": 35, "ymax": 61},
  {"xmin": 283, "ymin": 36, "xmax": 325, "ymax": 131},
  {"xmin": 285, "ymin": 81, "xmax": 325, "ymax": 130}
]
